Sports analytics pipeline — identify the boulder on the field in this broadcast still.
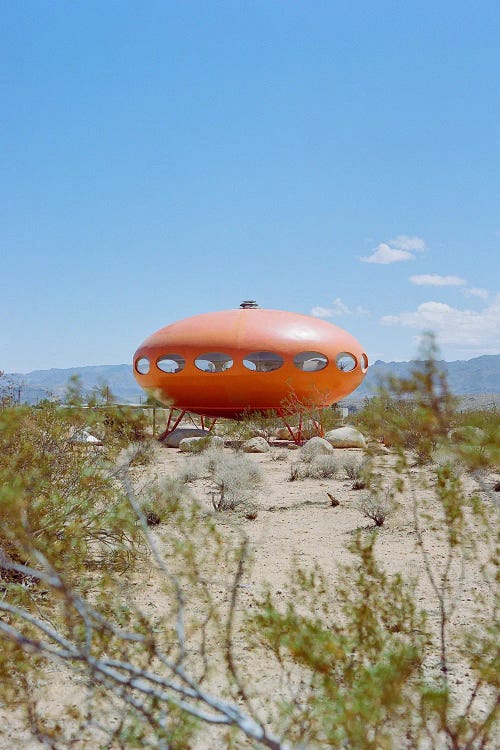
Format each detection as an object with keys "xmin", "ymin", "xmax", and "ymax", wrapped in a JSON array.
[
  {"xmin": 300, "ymin": 437, "xmax": 334, "ymax": 456},
  {"xmin": 242, "ymin": 437, "xmax": 270, "ymax": 453},
  {"xmin": 163, "ymin": 427, "xmax": 209, "ymax": 448},
  {"xmin": 69, "ymin": 429, "xmax": 102, "ymax": 446},
  {"xmin": 324, "ymin": 426, "xmax": 366, "ymax": 449},
  {"xmin": 179, "ymin": 435, "xmax": 224, "ymax": 453}
]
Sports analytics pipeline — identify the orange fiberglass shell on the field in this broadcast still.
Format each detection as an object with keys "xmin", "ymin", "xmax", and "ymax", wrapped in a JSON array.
[{"xmin": 133, "ymin": 305, "xmax": 368, "ymax": 419}]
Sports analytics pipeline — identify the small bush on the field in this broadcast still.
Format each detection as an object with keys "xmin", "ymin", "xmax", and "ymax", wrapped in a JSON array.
[
  {"xmin": 210, "ymin": 454, "xmax": 263, "ymax": 510},
  {"xmin": 288, "ymin": 455, "xmax": 341, "ymax": 480},
  {"xmin": 342, "ymin": 455, "xmax": 365, "ymax": 480},
  {"xmin": 357, "ymin": 490, "xmax": 394, "ymax": 527},
  {"xmin": 0, "ymin": 404, "xmax": 142, "ymax": 576},
  {"xmin": 289, "ymin": 462, "xmax": 304, "ymax": 481},
  {"xmin": 307, "ymin": 455, "xmax": 341, "ymax": 479},
  {"xmin": 124, "ymin": 440, "xmax": 156, "ymax": 467},
  {"xmin": 180, "ymin": 445, "xmax": 226, "ymax": 482},
  {"xmin": 351, "ymin": 480, "xmax": 366, "ymax": 490},
  {"xmin": 182, "ymin": 448, "xmax": 263, "ymax": 510},
  {"xmin": 269, "ymin": 448, "xmax": 288, "ymax": 462},
  {"xmin": 141, "ymin": 476, "xmax": 194, "ymax": 521},
  {"xmin": 183, "ymin": 436, "xmax": 223, "ymax": 454}
]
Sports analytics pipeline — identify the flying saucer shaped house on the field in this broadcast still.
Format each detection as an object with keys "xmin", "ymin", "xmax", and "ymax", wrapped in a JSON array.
[{"xmin": 133, "ymin": 301, "xmax": 368, "ymax": 439}]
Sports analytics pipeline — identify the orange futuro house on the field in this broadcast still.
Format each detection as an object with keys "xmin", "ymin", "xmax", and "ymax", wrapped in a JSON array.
[{"xmin": 133, "ymin": 302, "xmax": 368, "ymax": 434}]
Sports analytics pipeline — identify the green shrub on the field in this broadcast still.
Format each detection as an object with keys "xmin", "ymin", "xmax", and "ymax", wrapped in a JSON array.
[{"xmin": 0, "ymin": 404, "xmax": 141, "ymax": 577}]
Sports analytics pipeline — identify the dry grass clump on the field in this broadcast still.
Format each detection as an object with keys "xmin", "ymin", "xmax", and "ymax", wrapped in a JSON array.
[
  {"xmin": 269, "ymin": 448, "xmax": 289, "ymax": 462},
  {"xmin": 182, "ymin": 435, "xmax": 223, "ymax": 454},
  {"xmin": 342, "ymin": 455, "xmax": 366, "ymax": 480},
  {"xmin": 210, "ymin": 454, "xmax": 263, "ymax": 511},
  {"xmin": 288, "ymin": 461, "xmax": 304, "ymax": 481},
  {"xmin": 307, "ymin": 455, "xmax": 341, "ymax": 479},
  {"xmin": 431, "ymin": 447, "xmax": 465, "ymax": 475},
  {"xmin": 117, "ymin": 439, "xmax": 156, "ymax": 467},
  {"xmin": 181, "ymin": 447, "xmax": 263, "ymax": 511},
  {"xmin": 179, "ymin": 445, "xmax": 223, "ymax": 482},
  {"xmin": 356, "ymin": 489, "xmax": 396, "ymax": 527},
  {"xmin": 140, "ymin": 476, "xmax": 195, "ymax": 522},
  {"xmin": 289, "ymin": 454, "xmax": 341, "ymax": 480}
]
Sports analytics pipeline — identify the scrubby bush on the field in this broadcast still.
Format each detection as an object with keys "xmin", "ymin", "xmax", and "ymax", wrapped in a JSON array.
[
  {"xmin": 356, "ymin": 490, "xmax": 395, "ymax": 526},
  {"xmin": 140, "ymin": 476, "xmax": 195, "ymax": 521},
  {"xmin": 305, "ymin": 454, "xmax": 341, "ymax": 479},
  {"xmin": 269, "ymin": 448, "xmax": 289, "ymax": 462},
  {"xmin": 342, "ymin": 454, "xmax": 365, "ymax": 480},
  {"xmin": 353, "ymin": 335, "xmax": 457, "ymax": 464},
  {"xmin": 210, "ymin": 453, "xmax": 263, "ymax": 510},
  {"xmin": 181, "ymin": 447, "xmax": 263, "ymax": 510},
  {"xmin": 288, "ymin": 454, "xmax": 341, "ymax": 480},
  {"xmin": 221, "ymin": 409, "xmax": 282, "ymax": 442},
  {"xmin": 0, "ymin": 404, "xmax": 141, "ymax": 578},
  {"xmin": 181, "ymin": 435, "xmax": 223, "ymax": 454},
  {"xmin": 289, "ymin": 461, "xmax": 304, "ymax": 481}
]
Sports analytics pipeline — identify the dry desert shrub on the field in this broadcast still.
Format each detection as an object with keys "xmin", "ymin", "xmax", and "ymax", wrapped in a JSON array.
[
  {"xmin": 182, "ymin": 435, "xmax": 222, "ymax": 454},
  {"xmin": 306, "ymin": 454, "xmax": 341, "ymax": 479},
  {"xmin": 289, "ymin": 461, "xmax": 304, "ymax": 481},
  {"xmin": 0, "ymin": 403, "xmax": 142, "ymax": 577},
  {"xmin": 179, "ymin": 444, "xmax": 224, "ymax": 482},
  {"xmin": 289, "ymin": 453, "xmax": 342, "ymax": 480},
  {"xmin": 181, "ymin": 447, "xmax": 263, "ymax": 510},
  {"xmin": 356, "ymin": 488, "xmax": 397, "ymax": 527},
  {"xmin": 269, "ymin": 448, "xmax": 289, "ymax": 462},
  {"xmin": 210, "ymin": 453, "xmax": 263, "ymax": 511},
  {"xmin": 342, "ymin": 454, "xmax": 366, "ymax": 480},
  {"xmin": 140, "ymin": 476, "xmax": 195, "ymax": 522}
]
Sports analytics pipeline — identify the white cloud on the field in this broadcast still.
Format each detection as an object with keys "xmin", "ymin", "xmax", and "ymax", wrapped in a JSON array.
[
  {"xmin": 360, "ymin": 243, "xmax": 415, "ymax": 264},
  {"xmin": 410, "ymin": 274, "xmax": 466, "ymax": 287},
  {"xmin": 360, "ymin": 235, "xmax": 426, "ymax": 264},
  {"xmin": 390, "ymin": 235, "xmax": 426, "ymax": 252},
  {"xmin": 311, "ymin": 306, "xmax": 335, "ymax": 318},
  {"xmin": 381, "ymin": 294, "xmax": 500, "ymax": 351},
  {"xmin": 464, "ymin": 287, "xmax": 489, "ymax": 300},
  {"xmin": 311, "ymin": 297, "xmax": 370, "ymax": 318}
]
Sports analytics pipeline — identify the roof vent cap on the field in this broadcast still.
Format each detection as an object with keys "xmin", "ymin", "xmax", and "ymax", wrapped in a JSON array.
[{"xmin": 240, "ymin": 300, "xmax": 259, "ymax": 309}]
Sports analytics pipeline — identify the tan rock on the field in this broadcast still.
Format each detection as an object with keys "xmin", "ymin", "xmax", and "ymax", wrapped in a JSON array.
[
  {"xmin": 300, "ymin": 437, "xmax": 334, "ymax": 457},
  {"xmin": 324, "ymin": 426, "xmax": 366, "ymax": 449},
  {"xmin": 242, "ymin": 437, "xmax": 270, "ymax": 453},
  {"xmin": 179, "ymin": 436, "xmax": 224, "ymax": 453},
  {"xmin": 163, "ymin": 427, "xmax": 209, "ymax": 447}
]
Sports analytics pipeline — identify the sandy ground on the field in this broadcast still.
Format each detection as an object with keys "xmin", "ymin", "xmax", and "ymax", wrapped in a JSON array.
[{"xmin": 1, "ymin": 439, "xmax": 498, "ymax": 749}]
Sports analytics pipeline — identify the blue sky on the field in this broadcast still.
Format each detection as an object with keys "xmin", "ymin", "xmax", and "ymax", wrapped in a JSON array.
[{"xmin": 1, "ymin": 1, "xmax": 498, "ymax": 373}]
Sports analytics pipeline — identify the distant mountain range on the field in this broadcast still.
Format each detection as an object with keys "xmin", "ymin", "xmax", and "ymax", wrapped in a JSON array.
[
  {"xmin": 353, "ymin": 354, "xmax": 500, "ymax": 398},
  {"xmin": 4, "ymin": 354, "xmax": 500, "ymax": 405}
]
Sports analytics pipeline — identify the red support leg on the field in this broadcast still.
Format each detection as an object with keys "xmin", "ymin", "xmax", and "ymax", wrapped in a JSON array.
[
  {"xmin": 278, "ymin": 410, "xmax": 301, "ymax": 445},
  {"xmin": 311, "ymin": 417, "xmax": 323, "ymax": 437},
  {"xmin": 297, "ymin": 412, "xmax": 303, "ymax": 444},
  {"xmin": 158, "ymin": 409, "xmax": 186, "ymax": 442}
]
